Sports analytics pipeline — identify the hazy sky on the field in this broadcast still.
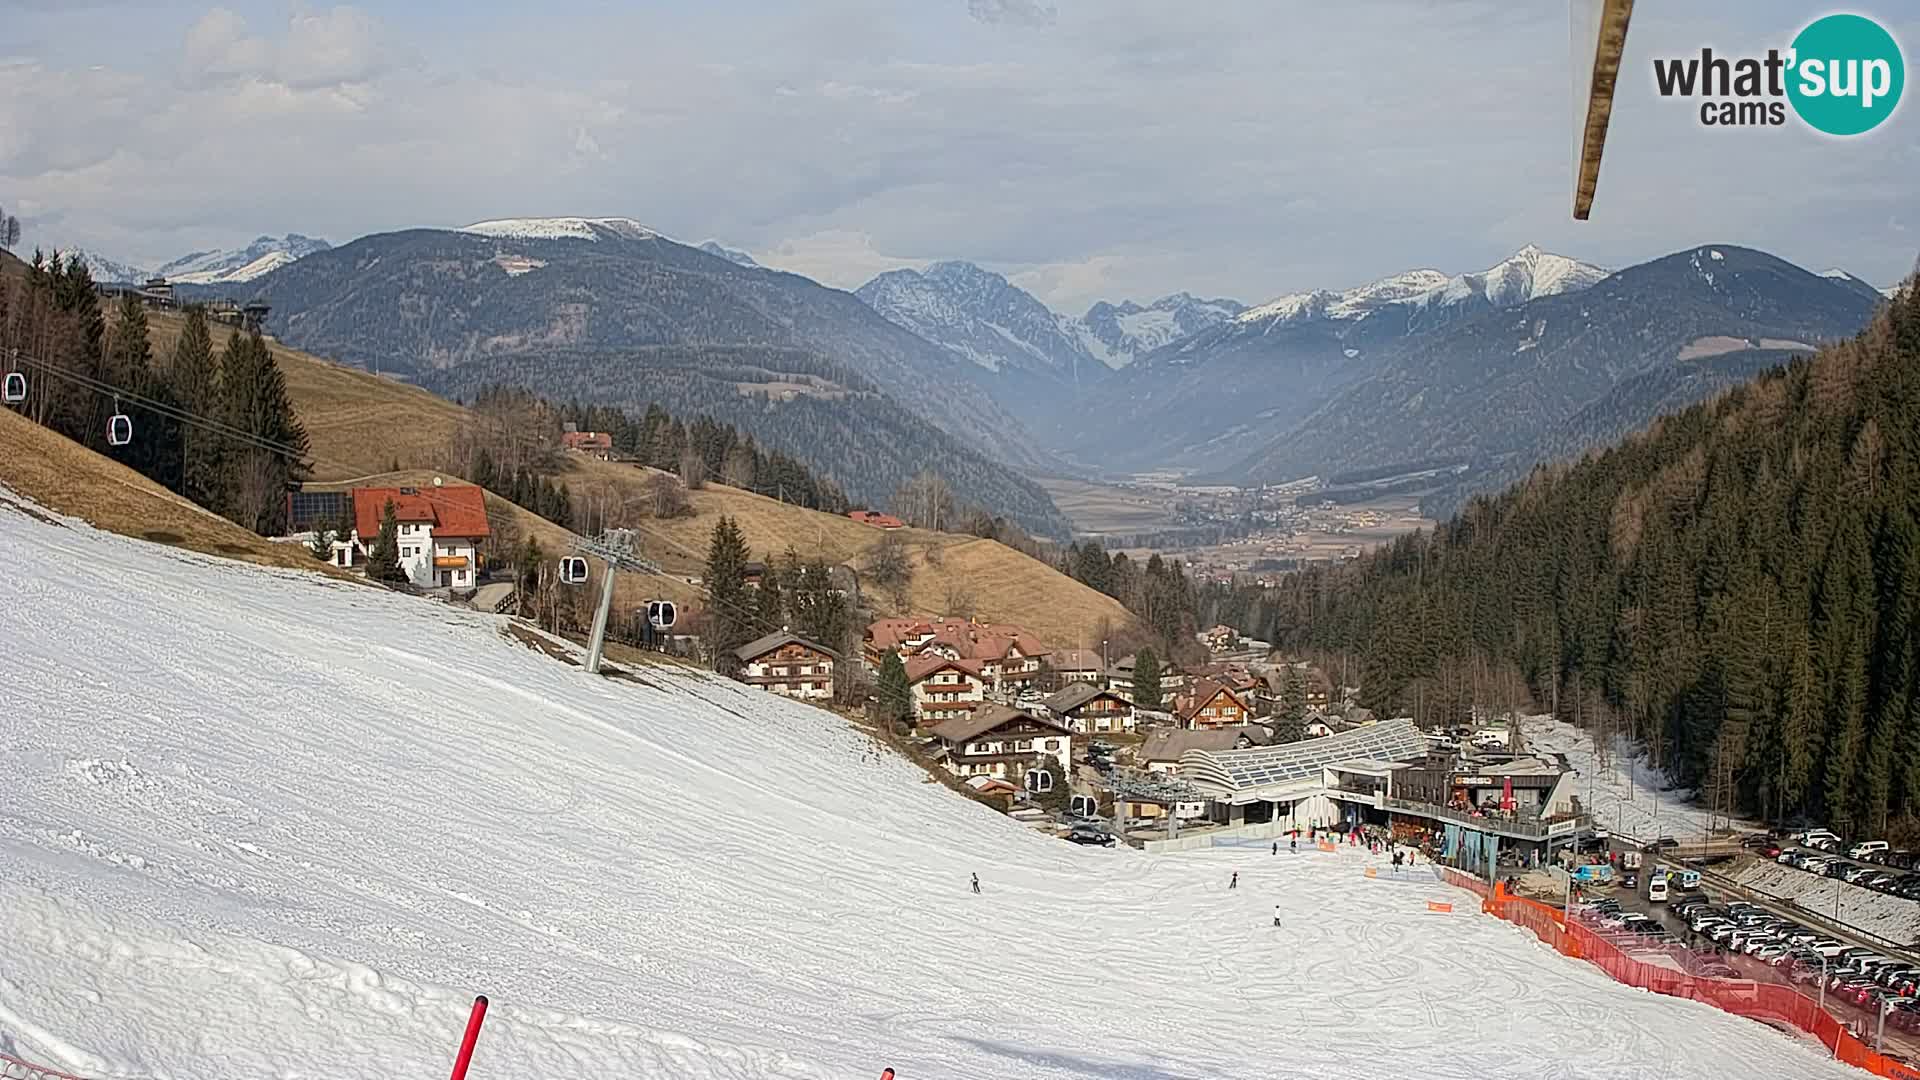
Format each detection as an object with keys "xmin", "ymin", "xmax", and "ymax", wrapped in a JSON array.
[{"xmin": 3, "ymin": 1, "xmax": 1915, "ymax": 312}]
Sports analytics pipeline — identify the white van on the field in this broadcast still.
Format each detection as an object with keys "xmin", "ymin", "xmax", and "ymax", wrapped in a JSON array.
[
  {"xmin": 1647, "ymin": 872, "xmax": 1670, "ymax": 903},
  {"xmin": 1849, "ymin": 840, "xmax": 1889, "ymax": 859}
]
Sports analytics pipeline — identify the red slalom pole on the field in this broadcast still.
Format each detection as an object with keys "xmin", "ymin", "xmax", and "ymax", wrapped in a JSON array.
[{"xmin": 450, "ymin": 994, "xmax": 490, "ymax": 1080}]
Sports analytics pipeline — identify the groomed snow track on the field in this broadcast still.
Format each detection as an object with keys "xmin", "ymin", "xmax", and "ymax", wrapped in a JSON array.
[{"xmin": 0, "ymin": 487, "xmax": 1869, "ymax": 1079}]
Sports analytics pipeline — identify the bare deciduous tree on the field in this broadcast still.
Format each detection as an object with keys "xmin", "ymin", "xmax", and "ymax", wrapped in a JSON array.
[
  {"xmin": 678, "ymin": 449, "xmax": 708, "ymax": 490},
  {"xmin": 892, "ymin": 469, "xmax": 953, "ymax": 532},
  {"xmin": 649, "ymin": 471, "xmax": 691, "ymax": 518},
  {"xmin": 866, "ymin": 532, "xmax": 914, "ymax": 610},
  {"xmin": 943, "ymin": 581, "xmax": 976, "ymax": 620}
]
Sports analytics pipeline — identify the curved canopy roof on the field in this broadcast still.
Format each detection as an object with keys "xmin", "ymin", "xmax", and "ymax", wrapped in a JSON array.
[{"xmin": 1179, "ymin": 719, "xmax": 1428, "ymax": 795}]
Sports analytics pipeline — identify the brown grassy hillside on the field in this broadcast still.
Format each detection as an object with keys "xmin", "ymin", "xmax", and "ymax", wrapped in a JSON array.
[
  {"xmin": 0, "ymin": 405, "xmax": 357, "ymax": 577},
  {"xmin": 141, "ymin": 312, "xmax": 1138, "ymax": 647},
  {"xmin": 146, "ymin": 310, "xmax": 461, "ymax": 480}
]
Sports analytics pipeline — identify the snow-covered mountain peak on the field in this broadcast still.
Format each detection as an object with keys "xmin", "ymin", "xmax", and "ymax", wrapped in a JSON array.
[
  {"xmin": 1075, "ymin": 291, "xmax": 1246, "ymax": 368},
  {"xmin": 459, "ymin": 217, "xmax": 660, "ymax": 242},
  {"xmin": 856, "ymin": 261, "xmax": 1102, "ymax": 380},
  {"xmin": 698, "ymin": 240, "xmax": 758, "ymax": 268},
  {"xmin": 156, "ymin": 234, "xmax": 332, "ymax": 284},
  {"xmin": 64, "ymin": 250, "xmax": 149, "ymax": 284},
  {"xmin": 1235, "ymin": 248, "xmax": 1605, "ymax": 332}
]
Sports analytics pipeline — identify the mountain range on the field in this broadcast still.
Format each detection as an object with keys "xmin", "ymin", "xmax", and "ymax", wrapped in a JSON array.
[
  {"xmin": 131, "ymin": 213, "xmax": 1891, "ymax": 538},
  {"xmin": 66, "ymin": 234, "xmax": 330, "ymax": 286},
  {"xmin": 219, "ymin": 219, "xmax": 1072, "ymax": 535},
  {"xmin": 1045, "ymin": 246, "xmax": 1617, "ymax": 474}
]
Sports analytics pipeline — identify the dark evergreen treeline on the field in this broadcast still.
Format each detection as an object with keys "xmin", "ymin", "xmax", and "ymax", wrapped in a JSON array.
[
  {"xmin": 1, "ymin": 251, "xmax": 308, "ymax": 535},
  {"xmin": 1236, "ymin": 287, "xmax": 1920, "ymax": 833},
  {"xmin": 558, "ymin": 397, "xmax": 850, "ymax": 514},
  {"xmin": 418, "ymin": 345, "xmax": 1075, "ymax": 538},
  {"xmin": 1054, "ymin": 537, "xmax": 1199, "ymax": 651}
]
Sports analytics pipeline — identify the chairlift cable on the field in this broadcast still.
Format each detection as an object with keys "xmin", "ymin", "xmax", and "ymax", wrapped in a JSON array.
[{"xmin": 12, "ymin": 346, "xmax": 816, "ymax": 644}]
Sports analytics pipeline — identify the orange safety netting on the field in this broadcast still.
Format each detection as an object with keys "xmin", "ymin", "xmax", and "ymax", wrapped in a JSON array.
[{"xmin": 1458, "ymin": 879, "xmax": 1920, "ymax": 1080}]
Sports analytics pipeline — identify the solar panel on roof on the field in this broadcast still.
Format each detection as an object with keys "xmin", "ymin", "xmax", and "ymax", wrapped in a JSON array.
[{"xmin": 1188, "ymin": 719, "xmax": 1428, "ymax": 794}]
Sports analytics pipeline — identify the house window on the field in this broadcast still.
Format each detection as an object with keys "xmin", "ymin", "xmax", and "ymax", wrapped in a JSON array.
[{"xmin": 1015, "ymin": 740, "xmax": 1032, "ymax": 752}]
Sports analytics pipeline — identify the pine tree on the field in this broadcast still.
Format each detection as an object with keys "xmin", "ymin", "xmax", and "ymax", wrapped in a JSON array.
[
  {"xmin": 1281, "ymin": 665, "xmax": 1307, "ymax": 725},
  {"xmin": 877, "ymin": 651, "xmax": 912, "ymax": 732},
  {"xmin": 219, "ymin": 329, "xmax": 310, "ymax": 534},
  {"xmin": 754, "ymin": 550, "xmax": 786, "ymax": 629},
  {"xmin": 168, "ymin": 305, "xmax": 225, "ymax": 510},
  {"xmin": 308, "ymin": 526, "xmax": 335, "ymax": 561},
  {"xmin": 1133, "ymin": 647, "xmax": 1161, "ymax": 711},
  {"xmin": 367, "ymin": 500, "xmax": 408, "ymax": 583},
  {"xmin": 705, "ymin": 515, "xmax": 753, "ymax": 673}
]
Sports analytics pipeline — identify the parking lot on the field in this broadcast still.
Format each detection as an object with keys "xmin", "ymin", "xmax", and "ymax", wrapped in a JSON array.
[{"xmin": 1572, "ymin": 860, "xmax": 1920, "ymax": 1065}]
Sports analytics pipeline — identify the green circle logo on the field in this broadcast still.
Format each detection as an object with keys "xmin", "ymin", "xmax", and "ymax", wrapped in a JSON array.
[{"xmin": 1787, "ymin": 14, "xmax": 1905, "ymax": 135}]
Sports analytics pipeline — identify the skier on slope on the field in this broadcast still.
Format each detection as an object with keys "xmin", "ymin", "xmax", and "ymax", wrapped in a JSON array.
[
  {"xmin": 1290, "ymin": 836, "xmax": 1297, "ymax": 853},
  {"xmin": 1272, "ymin": 841, "xmax": 1278, "ymax": 856},
  {"xmin": 1272, "ymin": 904, "xmax": 1282, "ymax": 928},
  {"xmin": 1230, "ymin": 871, "xmax": 1239, "ymax": 889},
  {"xmin": 971, "ymin": 873, "xmax": 980, "ymax": 894}
]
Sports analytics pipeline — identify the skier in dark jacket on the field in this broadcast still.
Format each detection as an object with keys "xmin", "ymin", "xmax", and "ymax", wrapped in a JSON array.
[
  {"xmin": 1230, "ymin": 871, "xmax": 1239, "ymax": 889},
  {"xmin": 971, "ymin": 873, "xmax": 980, "ymax": 894}
]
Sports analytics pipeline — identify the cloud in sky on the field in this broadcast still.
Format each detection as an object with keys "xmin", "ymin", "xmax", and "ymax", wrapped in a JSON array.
[
  {"xmin": 2, "ymin": 1, "xmax": 1915, "ymax": 314},
  {"xmin": 967, "ymin": 0, "xmax": 1057, "ymax": 29}
]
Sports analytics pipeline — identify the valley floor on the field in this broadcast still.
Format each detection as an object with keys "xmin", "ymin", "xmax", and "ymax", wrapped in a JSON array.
[{"xmin": 0, "ymin": 491, "xmax": 1863, "ymax": 1079}]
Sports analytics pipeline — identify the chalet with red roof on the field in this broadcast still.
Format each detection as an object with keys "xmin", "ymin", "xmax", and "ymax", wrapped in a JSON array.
[
  {"xmin": 906, "ymin": 655, "xmax": 990, "ymax": 726},
  {"xmin": 561, "ymin": 430, "xmax": 613, "ymax": 459},
  {"xmin": 864, "ymin": 616, "xmax": 1051, "ymax": 693},
  {"xmin": 1177, "ymin": 678, "xmax": 1251, "ymax": 732},
  {"xmin": 334, "ymin": 483, "xmax": 490, "ymax": 591}
]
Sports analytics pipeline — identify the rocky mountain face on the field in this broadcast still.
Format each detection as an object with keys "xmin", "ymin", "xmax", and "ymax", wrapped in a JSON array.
[
  {"xmin": 1075, "ymin": 293, "xmax": 1245, "ymax": 369},
  {"xmin": 855, "ymin": 260, "xmax": 1113, "ymax": 439}
]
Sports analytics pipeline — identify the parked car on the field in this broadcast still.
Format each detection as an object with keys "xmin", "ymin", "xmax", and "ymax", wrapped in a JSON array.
[
  {"xmin": 1849, "ymin": 840, "xmax": 1890, "ymax": 860},
  {"xmin": 1065, "ymin": 826, "xmax": 1116, "ymax": 847}
]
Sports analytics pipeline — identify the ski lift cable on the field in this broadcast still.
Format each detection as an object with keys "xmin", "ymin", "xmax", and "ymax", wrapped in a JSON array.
[
  {"xmin": 7, "ymin": 348, "xmax": 505, "ymax": 524},
  {"xmin": 8, "ymin": 349, "xmax": 316, "ymax": 462},
  {"xmin": 12, "ymin": 348, "xmax": 811, "ymax": 643}
]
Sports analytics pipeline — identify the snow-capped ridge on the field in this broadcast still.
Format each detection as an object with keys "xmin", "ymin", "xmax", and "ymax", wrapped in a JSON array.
[
  {"xmin": 1235, "ymin": 247, "xmax": 1606, "ymax": 330},
  {"xmin": 697, "ymin": 240, "xmax": 758, "ymax": 268},
  {"xmin": 459, "ymin": 217, "xmax": 661, "ymax": 242},
  {"xmin": 64, "ymin": 250, "xmax": 149, "ymax": 284},
  {"xmin": 155, "ymin": 234, "xmax": 331, "ymax": 283}
]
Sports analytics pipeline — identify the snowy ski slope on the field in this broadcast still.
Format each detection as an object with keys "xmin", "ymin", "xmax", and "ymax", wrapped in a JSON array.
[{"xmin": 0, "ymin": 490, "xmax": 1863, "ymax": 1080}]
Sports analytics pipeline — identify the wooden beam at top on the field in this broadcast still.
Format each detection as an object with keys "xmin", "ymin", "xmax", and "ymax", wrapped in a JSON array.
[{"xmin": 1574, "ymin": 0, "xmax": 1635, "ymax": 221}]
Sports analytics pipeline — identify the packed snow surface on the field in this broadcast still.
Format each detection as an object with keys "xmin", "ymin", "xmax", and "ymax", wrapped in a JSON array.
[
  {"xmin": 0, "ymin": 495, "xmax": 1862, "ymax": 1080},
  {"xmin": 1730, "ymin": 859, "xmax": 1920, "ymax": 946},
  {"xmin": 459, "ymin": 217, "xmax": 660, "ymax": 241},
  {"xmin": 1520, "ymin": 715, "xmax": 1752, "ymax": 842}
]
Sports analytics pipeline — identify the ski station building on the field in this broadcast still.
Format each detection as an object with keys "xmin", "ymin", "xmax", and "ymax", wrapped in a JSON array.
[{"xmin": 1167, "ymin": 718, "xmax": 1589, "ymax": 871}]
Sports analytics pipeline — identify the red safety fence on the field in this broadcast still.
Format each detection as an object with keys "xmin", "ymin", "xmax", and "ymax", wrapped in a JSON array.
[
  {"xmin": 1438, "ymin": 865, "xmax": 1492, "ymax": 898},
  {"xmin": 1457, "ymin": 880, "xmax": 1920, "ymax": 1080},
  {"xmin": 2, "ymin": 1052, "xmax": 98, "ymax": 1080}
]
